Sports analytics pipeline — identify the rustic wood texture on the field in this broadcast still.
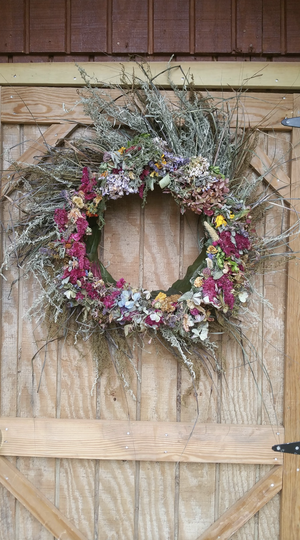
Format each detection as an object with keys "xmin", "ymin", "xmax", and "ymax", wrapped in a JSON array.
[
  {"xmin": 1, "ymin": 62, "xmax": 300, "ymax": 90},
  {"xmin": 0, "ymin": 0, "xmax": 299, "ymax": 60},
  {"xmin": 197, "ymin": 466, "xmax": 283, "ymax": 540},
  {"xmin": 281, "ymin": 117, "xmax": 300, "ymax": 540},
  {"xmin": 1, "ymin": 123, "xmax": 78, "ymax": 196},
  {"xmin": 0, "ymin": 457, "xmax": 87, "ymax": 540},
  {"xmin": 250, "ymin": 146, "xmax": 291, "ymax": 199},
  {"xmin": 1, "ymin": 87, "xmax": 293, "ymax": 130},
  {"xmin": 0, "ymin": 418, "xmax": 284, "ymax": 464},
  {"xmin": 0, "ymin": 99, "xmax": 292, "ymax": 538}
]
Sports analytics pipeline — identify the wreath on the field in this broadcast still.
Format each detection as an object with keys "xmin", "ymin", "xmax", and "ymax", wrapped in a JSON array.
[{"xmin": 1, "ymin": 65, "xmax": 294, "ymax": 385}]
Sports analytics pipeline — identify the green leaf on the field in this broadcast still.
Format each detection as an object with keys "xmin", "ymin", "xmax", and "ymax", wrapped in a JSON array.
[
  {"xmin": 159, "ymin": 174, "xmax": 171, "ymax": 189},
  {"xmin": 152, "ymin": 246, "xmax": 207, "ymax": 297}
]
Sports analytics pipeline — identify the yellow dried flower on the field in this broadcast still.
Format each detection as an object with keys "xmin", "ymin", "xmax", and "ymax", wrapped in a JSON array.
[
  {"xmin": 118, "ymin": 146, "xmax": 126, "ymax": 154},
  {"xmin": 215, "ymin": 215, "xmax": 227, "ymax": 228},
  {"xmin": 194, "ymin": 277, "xmax": 203, "ymax": 288},
  {"xmin": 230, "ymin": 213, "xmax": 235, "ymax": 219},
  {"xmin": 72, "ymin": 196, "xmax": 84, "ymax": 209},
  {"xmin": 207, "ymin": 245, "xmax": 218, "ymax": 254},
  {"xmin": 154, "ymin": 292, "xmax": 167, "ymax": 303}
]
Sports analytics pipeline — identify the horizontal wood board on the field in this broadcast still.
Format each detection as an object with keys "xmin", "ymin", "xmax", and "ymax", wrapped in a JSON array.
[
  {"xmin": 0, "ymin": 62, "xmax": 300, "ymax": 89},
  {"xmin": 0, "ymin": 88, "xmax": 294, "ymax": 136},
  {"xmin": 0, "ymin": 97, "xmax": 292, "ymax": 539},
  {"xmin": 0, "ymin": 418, "xmax": 284, "ymax": 464}
]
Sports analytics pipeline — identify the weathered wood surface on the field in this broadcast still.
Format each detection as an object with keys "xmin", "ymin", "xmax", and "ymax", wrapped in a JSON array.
[
  {"xmin": 0, "ymin": 418, "xmax": 284, "ymax": 464},
  {"xmin": 0, "ymin": 62, "xmax": 300, "ymax": 89},
  {"xmin": 281, "ymin": 111, "xmax": 300, "ymax": 540},
  {"xmin": 1, "ymin": 122, "xmax": 77, "ymax": 196},
  {"xmin": 198, "ymin": 466, "xmax": 283, "ymax": 540},
  {"xmin": 0, "ymin": 100, "xmax": 291, "ymax": 539},
  {"xmin": 0, "ymin": 457, "xmax": 87, "ymax": 540},
  {"xmin": 1, "ymin": 87, "xmax": 293, "ymax": 130}
]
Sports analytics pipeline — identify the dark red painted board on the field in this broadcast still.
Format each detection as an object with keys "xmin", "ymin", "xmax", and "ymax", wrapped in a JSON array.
[
  {"xmin": 154, "ymin": 0, "xmax": 189, "ymax": 53},
  {"xmin": 286, "ymin": 0, "xmax": 300, "ymax": 53},
  {"xmin": 195, "ymin": 0, "xmax": 232, "ymax": 54},
  {"xmin": 112, "ymin": 0, "xmax": 148, "ymax": 53},
  {"xmin": 0, "ymin": 0, "xmax": 25, "ymax": 53},
  {"xmin": 262, "ymin": 0, "xmax": 281, "ymax": 53},
  {"xmin": 30, "ymin": 0, "xmax": 66, "ymax": 53},
  {"xmin": 236, "ymin": 0, "xmax": 262, "ymax": 54},
  {"xmin": 71, "ymin": 0, "xmax": 107, "ymax": 53}
]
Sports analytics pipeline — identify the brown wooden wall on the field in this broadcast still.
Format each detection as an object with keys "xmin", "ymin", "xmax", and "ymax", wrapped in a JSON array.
[{"xmin": 0, "ymin": 0, "xmax": 300, "ymax": 63}]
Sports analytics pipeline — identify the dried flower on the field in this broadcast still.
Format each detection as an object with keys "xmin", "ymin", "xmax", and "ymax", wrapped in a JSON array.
[
  {"xmin": 72, "ymin": 196, "xmax": 84, "ymax": 209},
  {"xmin": 194, "ymin": 277, "xmax": 203, "ymax": 288},
  {"xmin": 215, "ymin": 215, "xmax": 227, "ymax": 228}
]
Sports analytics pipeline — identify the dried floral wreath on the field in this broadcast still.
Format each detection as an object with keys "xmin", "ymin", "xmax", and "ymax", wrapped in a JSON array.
[{"xmin": 1, "ymin": 65, "xmax": 295, "ymax": 386}]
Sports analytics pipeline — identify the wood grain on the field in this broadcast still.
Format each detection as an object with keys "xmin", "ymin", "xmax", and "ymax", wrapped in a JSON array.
[
  {"xmin": 0, "ymin": 456, "xmax": 87, "ymax": 540},
  {"xmin": 250, "ymin": 146, "xmax": 291, "ymax": 200},
  {"xmin": 281, "ymin": 118, "xmax": 300, "ymax": 540},
  {"xmin": 0, "ymin": 62, "xmax": 300, "ymax": 89},
  {"xmin": 197, "ymin": 466, "xmax": 283, "ymax": 540},
  {"xmin": 0, "ymin": 418, "xmax": 284, "ymax": 464},
  {"xmin": 1, "ymin": 87, "xmax": 293, "ymax": 131},
  {"xmin": 1, "ymin": 123, "xmax": 78, "ymax": 196}
]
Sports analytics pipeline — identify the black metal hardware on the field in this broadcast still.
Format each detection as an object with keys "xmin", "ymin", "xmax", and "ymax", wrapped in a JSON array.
[{"xmin": 272, "ymin": 442, "xmax": 300, "ymax": 455}]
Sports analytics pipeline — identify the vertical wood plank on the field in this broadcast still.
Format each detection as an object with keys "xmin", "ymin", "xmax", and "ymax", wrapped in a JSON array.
[
  {"xmin": 286, "ymin": 0, "xmax": 300, "ymax": 53},
  {"xmin": 71, "ymin": 0, "xmax": 107, "ymax": 53},
  {"xmin": 281, "ymin": 115, "xmax": 300, "ymax": 540},
  {"xmin": 58, "ymin": 342, "xmax": 97, "ymax": 539},
  {"xmin": 112, "ymin": 0, "xmax": 148, "ymax": 53},
  {"xmin": 138, "ymin": 190, "xmax": 179, "ymax": 540},
  {"xmin": 236, "ymin": 0, "xmax": 262, "ymax": 54},
  {"xmin": 0, "ymin": 0, "xmax": 25, "ymax": 53},
  {"xmin": 195, "ymin": 0, "xmax": 232, "ymax": 54},
  {"xmin": 0, "ymin": 116, "xmax": 18, "ymax": 538},
  {"xmin": 178, "ymin": 208, "xmax": 217, "ymax": 539},
  {"xmin": 97, "ymin": 193, "xmax": 140, "ymax": 539},
  {"xmin": 14, "ymin": 124, "xmax": 55, "ymax": 540},
  {"xmin": 257, "ymin": 131, "xmax": 291, "ymax": 540},
  {"xmin": 153, "ymin": 0, "xmax": 189, "ymax": 53},
  {"xmin": 30, "ymin": 0, "xmax": 66, "ymax": 53},
  {"xmin": 262, "ymin": 0, "xmax": 281, "ymax": 53}
]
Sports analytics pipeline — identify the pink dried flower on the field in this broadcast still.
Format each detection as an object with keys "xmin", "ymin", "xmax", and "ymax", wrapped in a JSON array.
[
  {"xmin": 76, "ymin": 216, "xmax": 89, "ymax": 238},
  {"xmin": 116, "ymin": 278, "xmax": 126, "ymax": 289},
  {"xmin": 54, "ymin": 208, "xmax": 68, "ymax": 230},
  {"xmin": 67, "ymin": 241, "xmax": 86, "ymax": 269}
]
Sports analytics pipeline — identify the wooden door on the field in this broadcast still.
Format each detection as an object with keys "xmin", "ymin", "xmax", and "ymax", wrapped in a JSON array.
[{"xmin": 0, "ymin": 84, "xmax": 299, "ymax": 540}]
